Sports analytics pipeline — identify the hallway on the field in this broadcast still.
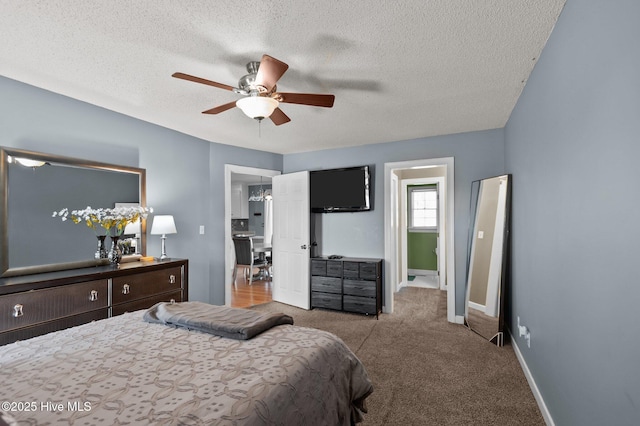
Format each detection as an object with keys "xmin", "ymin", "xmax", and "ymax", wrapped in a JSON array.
[
  {"xmin": 407, "ymin": 274, "xmax": 439, "ymax": 289},
  {"xmin": 230, "ymin": 266, "xmax": 272, "ymax": 308}
]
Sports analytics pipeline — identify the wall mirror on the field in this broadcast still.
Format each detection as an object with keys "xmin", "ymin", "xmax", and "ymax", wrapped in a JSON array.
[
  {"xmin": 0, "ymin": 147, "xmax": 146, "ymax": 277},
  {"xmin": 465, "ymin": 174, "xmax": 511, "ymax": 346}
]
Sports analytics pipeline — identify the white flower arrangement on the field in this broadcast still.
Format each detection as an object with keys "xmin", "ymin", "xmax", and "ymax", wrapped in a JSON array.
[{"xmin": 52, "ymin": 206, "xmax": 153, "ymax": 236}]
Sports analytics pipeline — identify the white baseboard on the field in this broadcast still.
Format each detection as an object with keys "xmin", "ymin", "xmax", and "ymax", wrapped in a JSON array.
[
  {"xmin": 510, "ymin": 331, "xmax": 555, "ymax": 426},
  {"xmin": 455, "ymin": 315, "xmax": 465, "ymax": 324}
]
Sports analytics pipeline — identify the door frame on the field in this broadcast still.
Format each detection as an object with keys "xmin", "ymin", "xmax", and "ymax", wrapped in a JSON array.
[
  {"xmin": 224, "ymin": 164, "xmax": 281, "ymax": 306},
  {"xmin": 384, "ymin": 157, "xmax": 458, "ymax": 323},
  {"xmin": 390, "ymin": 173, "xmax": 400, "ymax": 292}
]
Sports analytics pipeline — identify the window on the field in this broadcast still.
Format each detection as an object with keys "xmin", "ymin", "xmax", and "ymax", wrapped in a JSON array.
[{"xmin": 409, "ymin": 186, "xmax": 438, "ymax": 231}]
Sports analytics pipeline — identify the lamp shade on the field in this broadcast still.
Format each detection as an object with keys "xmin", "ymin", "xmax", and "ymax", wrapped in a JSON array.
[
  {"xmin": 124, "ymin": 219, "xmax": 141, "ymax": 235},
  {"xmin": 150, "ymin": 215, "xmax": 177, "ymax": 235},
  {"xmin": 236, "ymin": 96, "xmax": 279, "ymax": 120}
]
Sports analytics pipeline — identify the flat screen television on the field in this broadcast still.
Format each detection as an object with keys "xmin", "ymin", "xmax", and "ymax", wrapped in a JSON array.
[{"xmin": 310, "ymin": 166, "xmax": 372, "ymax": 213}]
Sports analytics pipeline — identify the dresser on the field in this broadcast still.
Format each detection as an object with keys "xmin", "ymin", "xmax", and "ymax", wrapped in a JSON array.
[
  {"xmin": 0, "ymin": 259, "xmax": 188, "ymax": 345},
  {"xmin": 310, "ymin": 257, "xmax": 382, "ymax": 318}
]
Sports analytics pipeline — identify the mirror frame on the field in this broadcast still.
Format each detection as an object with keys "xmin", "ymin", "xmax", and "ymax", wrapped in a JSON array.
[
  {"xmin": 0, "ymin": 147, "xmax": 147, "ymax": 277},
  {"xmin": 464, "ymin": 174, "xmax": 511, "ymax": 346}
]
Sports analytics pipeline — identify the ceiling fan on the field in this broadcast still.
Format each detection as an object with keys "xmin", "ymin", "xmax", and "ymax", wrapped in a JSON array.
[{"xmin": 172, "ymin": 54, "xmax": 335, "ymax": 126}]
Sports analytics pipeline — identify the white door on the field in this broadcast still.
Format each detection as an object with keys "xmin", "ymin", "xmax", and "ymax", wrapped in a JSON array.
[{"xmin": 272, "ymin": 171, "xmax": 310, "ymax": 309}]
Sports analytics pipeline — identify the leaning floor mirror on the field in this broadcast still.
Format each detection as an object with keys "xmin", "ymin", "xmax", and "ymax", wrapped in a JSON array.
[{"xmin": 465, "ymin": 174, "xmax": 512, "ymax": 346}]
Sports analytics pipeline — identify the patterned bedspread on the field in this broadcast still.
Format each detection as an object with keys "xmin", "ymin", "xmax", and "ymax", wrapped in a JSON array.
[{"xmin": 0, "ymin": 311, "xmax": 373, "ymax": 425}]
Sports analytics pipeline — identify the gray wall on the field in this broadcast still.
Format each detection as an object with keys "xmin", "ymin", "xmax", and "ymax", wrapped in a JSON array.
[
  {"xmin": 284, "ymin": 129, "xmax": 505, "ymax": 314},
  {"xmin": 505, "ymin": 1, "xmax": 640, "ymax": 424},
  {"xmin": 0, "ymin": 75, "xmax": 282, "ymax": 305}
]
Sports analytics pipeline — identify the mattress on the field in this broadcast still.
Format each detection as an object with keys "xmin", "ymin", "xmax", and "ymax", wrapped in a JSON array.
[{"xmin": 0, "ymin": 310, "xmax": 373, "ymax": 425}]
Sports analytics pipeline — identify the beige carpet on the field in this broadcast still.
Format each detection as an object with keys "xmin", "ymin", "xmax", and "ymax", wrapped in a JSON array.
[{"xmin": 251, "ymin": 287, "xmax": 544, "ymax": 425}]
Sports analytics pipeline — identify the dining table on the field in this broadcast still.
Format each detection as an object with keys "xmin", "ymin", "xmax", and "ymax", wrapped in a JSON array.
[{"xmin": 252, "ymin": 242, "xmax": 272, "ymax": 280}]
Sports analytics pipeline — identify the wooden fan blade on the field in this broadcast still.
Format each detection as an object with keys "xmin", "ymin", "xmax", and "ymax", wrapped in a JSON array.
[
  {"xmin": 202, "ymin": 101, "xmax": 237, "ymax": 115},
  {"xmin": 275, "ymin": 92, "xmax": 335, "ymax": 108},
  {"xmin": 255, "ymin": 55, "xmax": 289, "ymax": 92},
  {"xmin": 172, "ymin": 72, "xmax": 235, "ymax": 92},
  {"xmin": 269, "ymin": 108, "xmax": 291, "ymax": 126}
]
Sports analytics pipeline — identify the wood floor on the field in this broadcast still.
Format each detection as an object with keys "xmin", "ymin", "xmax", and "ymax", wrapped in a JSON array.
[{"xmin": 230, "ymin": 266, "xmax": 273, "ymax": 308}]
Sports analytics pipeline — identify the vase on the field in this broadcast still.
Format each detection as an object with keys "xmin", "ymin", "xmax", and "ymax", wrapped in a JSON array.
[
  {"xmin": 107, "ymin": 236, "xmax": 122, "ymax": 265},
  {"xmin": 95, "ymin": 235, "xmax": 107, "ymax": 259}
]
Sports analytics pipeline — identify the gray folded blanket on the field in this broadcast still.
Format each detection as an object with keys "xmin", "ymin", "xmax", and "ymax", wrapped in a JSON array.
[{"xmin": 143, "ymin": 301, "xmax": 294, "ymax": 340}]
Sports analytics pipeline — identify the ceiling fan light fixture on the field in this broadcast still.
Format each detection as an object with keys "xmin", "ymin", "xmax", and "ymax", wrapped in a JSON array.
[{"xmin": 236, "ymin": 96, "xmax": 279, "ymax": 121}]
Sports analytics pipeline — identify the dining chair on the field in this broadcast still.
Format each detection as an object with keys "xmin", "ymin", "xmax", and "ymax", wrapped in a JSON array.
[{"xmin": 232, "ymin": 236, "xmax": 268, "ymax": 286}]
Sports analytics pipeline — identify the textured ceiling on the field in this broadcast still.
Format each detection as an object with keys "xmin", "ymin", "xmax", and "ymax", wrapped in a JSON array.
[{"xmin": 0, "ymin": 0, "xmax": 565, "ymax": 154}]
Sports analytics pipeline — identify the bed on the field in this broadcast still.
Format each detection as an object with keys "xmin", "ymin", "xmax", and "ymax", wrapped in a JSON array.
[{"xmin": 0, "ymin": 304, "xmax": 373, "ymax": 425}]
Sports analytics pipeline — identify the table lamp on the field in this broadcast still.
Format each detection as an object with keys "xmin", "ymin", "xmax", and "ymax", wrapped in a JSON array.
[{"xmin": 150, "ymin": 215, "xmax": 177, "ymax": 260}]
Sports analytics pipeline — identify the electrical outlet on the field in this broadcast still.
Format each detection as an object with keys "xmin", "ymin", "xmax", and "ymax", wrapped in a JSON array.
[{"xmin": 517, "ymin": 316, "xmax": 531, "ymax": 348}]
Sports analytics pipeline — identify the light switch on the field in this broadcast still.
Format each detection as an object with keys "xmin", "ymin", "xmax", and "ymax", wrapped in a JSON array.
[
  {"xmin": 478, "ymin": 231, "xmax": 484, "ymax": 239},
  {"xmin": 199, "ymin": 225, "xmax": 205, "ymax": 235}
]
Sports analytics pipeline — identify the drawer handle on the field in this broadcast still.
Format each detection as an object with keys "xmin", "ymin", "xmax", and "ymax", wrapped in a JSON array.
[
  {"xmin": 169, "ymin": 275, "xmax": 176, "ymax": 284},
  {"xmin": 13, "ymin": 304, "xmax": 23, "ymax": 318},
  {"xmin": 89, "ymin": 290, "xmax": 99, "ymax": 302},
  {"xmin": 122, "ymin": 284, "xmax": 130, "ymax": 295}
]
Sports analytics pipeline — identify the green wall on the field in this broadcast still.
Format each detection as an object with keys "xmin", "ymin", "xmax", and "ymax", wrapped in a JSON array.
[{"xmin": 407, "ymin": 231, "xmax": 438, "ymax": 270}]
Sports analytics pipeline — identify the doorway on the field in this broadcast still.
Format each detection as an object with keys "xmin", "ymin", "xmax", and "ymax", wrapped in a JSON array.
[
  {"xmin": 224, "ymin": 164, "xmax": 281, "ymax": 307},
  {"xmin": 403, "ymin": 178, "xmax": 444, "ymax": 290},
  {"xmin": 384, "ymin": 157, "xmax": 459, "ymax": 323}
]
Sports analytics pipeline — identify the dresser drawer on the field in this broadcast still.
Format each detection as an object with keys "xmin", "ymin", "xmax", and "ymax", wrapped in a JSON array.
[
  {"xmin": 311, "ymin": 260, "xmax": 343, "ymax": 277},
  {"xmin": 0, "ymin": 280, "xmax": 108, "ymax": 332},
  {"xmin": 112, "ymin": 266, "xmax": 182, "ymax": 305},
  {"xmin": 311, "ymin": 276, "xmax": 342, "ymax": 294},
  {"xmin": 112, "ymin": 289, "xmax": 183, "ymax": 316},
  {"xmin": 343, "ymin": 295, "xmax": 377, "ymax": 315},
  {"xmin": 311, "ymin": 260, "xmax": 327, "ymax": 276},
  {"xmin": 343, "ymin": 279, "xmax": 377, "ymax": 298},
  {"xmin": 359, "ymin": 263, "xmax": 379, "ymax": 280},
  {"xmin": 326, "ymin": 261, "xmax": 342, "ymax": 277},
  {"xmin": 0, "ymin": 309, "xmax": 108, "ymax": 346},
  {"xmin": 343, "ymin": 262, "xmax": 359, "ymax": 279},
  {"xmin": 311, "ymin": 292, "xmax": 342, "ymax": 311},
  {"xmin": 343, "ymin": 262, "xmax": 379, "ymax": 280}
]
